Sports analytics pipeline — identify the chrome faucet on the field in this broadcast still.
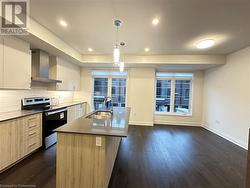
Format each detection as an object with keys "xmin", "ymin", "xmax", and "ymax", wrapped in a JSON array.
[{"xmin": 103, "ymin": 96, "xmax": 113, "ymax": 111}]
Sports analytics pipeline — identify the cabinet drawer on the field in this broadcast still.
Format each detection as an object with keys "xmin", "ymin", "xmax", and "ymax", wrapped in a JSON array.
[
  {"xmin": 27, "ymin": 141, "xmax": 39, "ymax": 152},
  {"xmin": 27, "ymin": 115, "xmax": 39, "ymax": 130},
  {"xmin": 24, "ymin": 114, "xmax": 42, "ymax": 153},
  {"xmin": 27, "ymin": 129, "xmax": 38, "ymax": 138},
  {"xmin": 27, "ymin": 134, "xmax": 40, "ymax": 152}
]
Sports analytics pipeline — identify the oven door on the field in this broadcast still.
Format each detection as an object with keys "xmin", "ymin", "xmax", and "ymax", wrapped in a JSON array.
[{"xmin": 43, "ymin": 108, "xmax": 67, "ymax": 148}]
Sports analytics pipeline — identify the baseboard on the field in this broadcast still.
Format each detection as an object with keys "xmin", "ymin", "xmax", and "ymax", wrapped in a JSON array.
[
  {"xmin": 202, "ymin": 124, "xmax": 247, "ymax": 150},
  {"xmin": 129, "ymin": 121, "xmax": 153, "ymax": 126},
  {"xmin": 154, "ymin": 120, "xmax": 201, "ymax": 127}
]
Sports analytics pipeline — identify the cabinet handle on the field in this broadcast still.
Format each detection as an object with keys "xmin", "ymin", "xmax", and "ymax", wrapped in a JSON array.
[
  {"xmin": 29, "ymin": 132, "xmax": 37, "ymax": 137},
  {"xmin": 28, "ymin": 117, "xmax": 36, "ymax": 121},
  {"xmin": 28, "ymin": 142, "xmax": 37, "ymax": 148},
  {"xmin": 28, "ymin": 124, "xmax": 37, "ymax": 129}
]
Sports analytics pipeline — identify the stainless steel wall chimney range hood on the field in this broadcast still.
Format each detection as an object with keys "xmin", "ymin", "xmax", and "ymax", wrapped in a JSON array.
[{"xmin": 31, "ymin": 50, "xmax": 62, "ymax": 83}]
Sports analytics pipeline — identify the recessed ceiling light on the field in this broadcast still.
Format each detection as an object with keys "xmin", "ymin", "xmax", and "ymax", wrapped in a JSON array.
[
  {"xmin": 59, "ymin": 20, "xmax": 68, "ymax": 27},
  {"xmin": 88, "ymin": 48, "xmax": 93, "ymax": 52},
  {"xmin": 196, "ymin": 39, "xmax": 215, "ymax": 49},
  {"xmin": 144, "ymin": 48, "xmax": 150, "ymax": 52},
  {"xmin": 152, "ymin": 18, "xmax": 159, "ymax": 25}
]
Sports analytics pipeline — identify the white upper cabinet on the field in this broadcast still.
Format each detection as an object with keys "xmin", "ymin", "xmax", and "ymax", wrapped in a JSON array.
[
  {"xmin": 0, "ymin": 36, "xmax": 31, "ymax": 89},
  {"xmin": 49, "ymin": 57, "xmax": 80, "ymax": 91},
  {"xmin": 0, "ymin": 37, "xmax": 3, "ymax": 87}
]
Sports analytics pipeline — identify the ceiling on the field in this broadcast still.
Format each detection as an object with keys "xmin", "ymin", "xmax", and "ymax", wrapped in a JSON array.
[{"xmin": 30, "ymin": 0, "xmax": 250, "ymax": 55}]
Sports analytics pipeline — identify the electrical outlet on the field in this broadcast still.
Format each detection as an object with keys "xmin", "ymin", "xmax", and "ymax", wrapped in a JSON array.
[{"xmin": 96, "ymin": 137, "xmax": 102, "ymax": 147}]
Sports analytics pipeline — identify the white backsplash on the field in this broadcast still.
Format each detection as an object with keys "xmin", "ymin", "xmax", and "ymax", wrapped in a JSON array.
[{"xmin": 0, "ymin": 89, "xmax": 75, "ymax": 113}]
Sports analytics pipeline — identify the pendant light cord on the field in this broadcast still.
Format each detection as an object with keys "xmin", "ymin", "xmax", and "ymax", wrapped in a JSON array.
[{"xmin": 116, "ymin": 25, "xmax": 119, "ymax": 48}]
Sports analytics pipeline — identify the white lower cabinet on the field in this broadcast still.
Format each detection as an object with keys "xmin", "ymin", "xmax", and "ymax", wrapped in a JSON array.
[{"xmin": 67, "ymin": 103, "xmax": 86, "ymax": 123}]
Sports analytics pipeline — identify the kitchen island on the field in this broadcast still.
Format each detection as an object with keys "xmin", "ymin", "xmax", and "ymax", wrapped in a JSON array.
[{"xmin": 54, "ymin": 107, "xmax": 131, "ymax": 188}]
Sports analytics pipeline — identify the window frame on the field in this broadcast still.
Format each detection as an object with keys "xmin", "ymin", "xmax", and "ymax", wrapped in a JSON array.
[
  {"xmin": 155, "ymin": 73, "xmax": 193, "ymax": 116},
  {"xmin": 155, "ymin": 79, "xmax": 172, "ymax": 113},
  {"xmin": 91, "ymin": 71, "xmax": 128, "ymax": 110}
]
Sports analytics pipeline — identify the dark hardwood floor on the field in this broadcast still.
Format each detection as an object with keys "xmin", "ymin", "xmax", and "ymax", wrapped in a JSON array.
[{"xmin": 0, "ymin": 125, "xmax": 247, "ymax": 188}]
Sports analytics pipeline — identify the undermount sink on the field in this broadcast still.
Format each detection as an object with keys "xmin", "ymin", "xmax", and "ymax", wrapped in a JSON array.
[{"xmin": 86, "ymin": 111, "xmax": 112, "ymax": 119}]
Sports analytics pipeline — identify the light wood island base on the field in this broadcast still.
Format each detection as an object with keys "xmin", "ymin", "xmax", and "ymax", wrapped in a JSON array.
[{"xmin": 56, "ymin": 132, "xmax": 121, "ymax": 188}]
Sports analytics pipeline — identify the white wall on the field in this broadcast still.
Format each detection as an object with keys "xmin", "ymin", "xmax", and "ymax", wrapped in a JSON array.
[
  {"xmin": 154, "ymin": 71, "xmax": 204, "ymax": 126},
  {"xmin": 127, "ymin": 68, "xmax": 155, "ymax": 126},
  {"xmin": 203, "ymin": 46, "xmax": 250, "ymax": 149},
  {"xmin": 0, "ymin": 89, "xmax": 74, "ymax": 113}
]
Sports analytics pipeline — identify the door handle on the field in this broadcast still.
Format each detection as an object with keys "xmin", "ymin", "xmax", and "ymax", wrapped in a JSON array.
[{"xmin": 46, "ymin": 108, "xmax": 67, "ymax": 116}]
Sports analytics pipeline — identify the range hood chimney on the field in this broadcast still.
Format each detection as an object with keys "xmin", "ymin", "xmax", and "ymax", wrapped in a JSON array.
[{"xmin": 31, "ymin": 50, "xmax": 62, "ymax": 83}]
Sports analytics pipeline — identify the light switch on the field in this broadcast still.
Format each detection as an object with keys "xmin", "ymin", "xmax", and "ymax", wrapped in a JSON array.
[{"xmin": 96, "ymin": 137, "xmax": 102, "ymax": 147}]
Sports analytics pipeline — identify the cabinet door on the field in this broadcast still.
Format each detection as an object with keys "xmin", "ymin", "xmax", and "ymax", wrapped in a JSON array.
[
  {"xmin": 0, "ymin": 36, "xmax": 3, "ymax": 87},
  {"xmin": 0, "ymin": 119, "xmax": 21, "ymax": 171},
  {"xmin": 3, "ymin": 36, "xmax": 31, "ymax": 89},
  {"xmin": 77, "ymin": 103, "xmax": 86, "ymax": 118},
  {"xmin": 0, "ymin": 120, "xmax": 12, "ymax": 170},
  {"xmin": 67, "ymin": 104, "xmax": 86, "ymax": 123},
  {"xmin": 67, "ymin": 105, "xmax": 76, "ymax": 123},
  {"xmin": 0, "ymin": 114, "xmax": 42, "ymax": 171},
  {"xmin": 56, "ymin": 58, "xmax": 80, "ymax": 91}
]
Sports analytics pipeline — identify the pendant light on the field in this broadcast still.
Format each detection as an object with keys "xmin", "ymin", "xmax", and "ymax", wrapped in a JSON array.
[
  {"xmin": 113, "ymin": 46, "xmax": 120, "ymax": 64},
  {"xmin": 113, "ymin": 20, "xmax": 121, "ymax": 64},
  {"xmin": 119, "ymin": 61, "xmax": 124, "ymax": 72}
]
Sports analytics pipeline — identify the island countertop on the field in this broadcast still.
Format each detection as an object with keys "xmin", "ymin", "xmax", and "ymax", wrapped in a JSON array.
[{"xmin": 54, "ymin": 107, "xmax": 131, "ymax": 137}]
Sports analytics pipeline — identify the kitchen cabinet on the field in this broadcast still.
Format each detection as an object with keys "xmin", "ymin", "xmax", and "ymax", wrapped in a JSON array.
[
  {"xmin": 49, "ymin": 57, "xmax": 80, "ymax": 91},
  {"xmin": 67, "ymin": 103, "xmax": 86, "ymax": 123},
  {"xmin": 0, "ymin": 113, "xmax": 42, "ymax": 172},
  {"xmin": 0, "ymin": 36, "xmax": 31, "ymax": 89},
  {"xmin": 24, "ymin": 114, "xmax": 42, "ymax": 154}
]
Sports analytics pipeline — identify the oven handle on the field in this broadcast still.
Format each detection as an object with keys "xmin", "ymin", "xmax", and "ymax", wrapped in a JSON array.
[{"xmin": 45, "ymin": 108, "xmax": 67, "ymax": 116}]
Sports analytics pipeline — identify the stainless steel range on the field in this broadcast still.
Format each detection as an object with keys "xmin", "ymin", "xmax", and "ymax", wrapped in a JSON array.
[{"xmin": 22, "ymin": 97, "xmax": 67, "ymax": 149}]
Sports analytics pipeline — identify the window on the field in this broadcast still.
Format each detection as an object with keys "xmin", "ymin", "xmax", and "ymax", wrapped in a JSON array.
[
  {"xmin": 92, "ymin": 71, "xmax": 127, "ymax": 110},
  {"xmin": 112, "ymin": 78, "xmax": 126, "ymax": 107},
  {"xmin": 174, "ymin": 80, "xmax": 191, "ymax": 113},
  {"xmin": 156, "ymin": 80, "xmax": 171, "ymax": 112},
  {"xmin": 155, "ymin": 73, "xmax": 193, "ymax": 115},
  {"xmin": 93, "ymin": 78, "xmax": 108, "ymax": 110}
]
